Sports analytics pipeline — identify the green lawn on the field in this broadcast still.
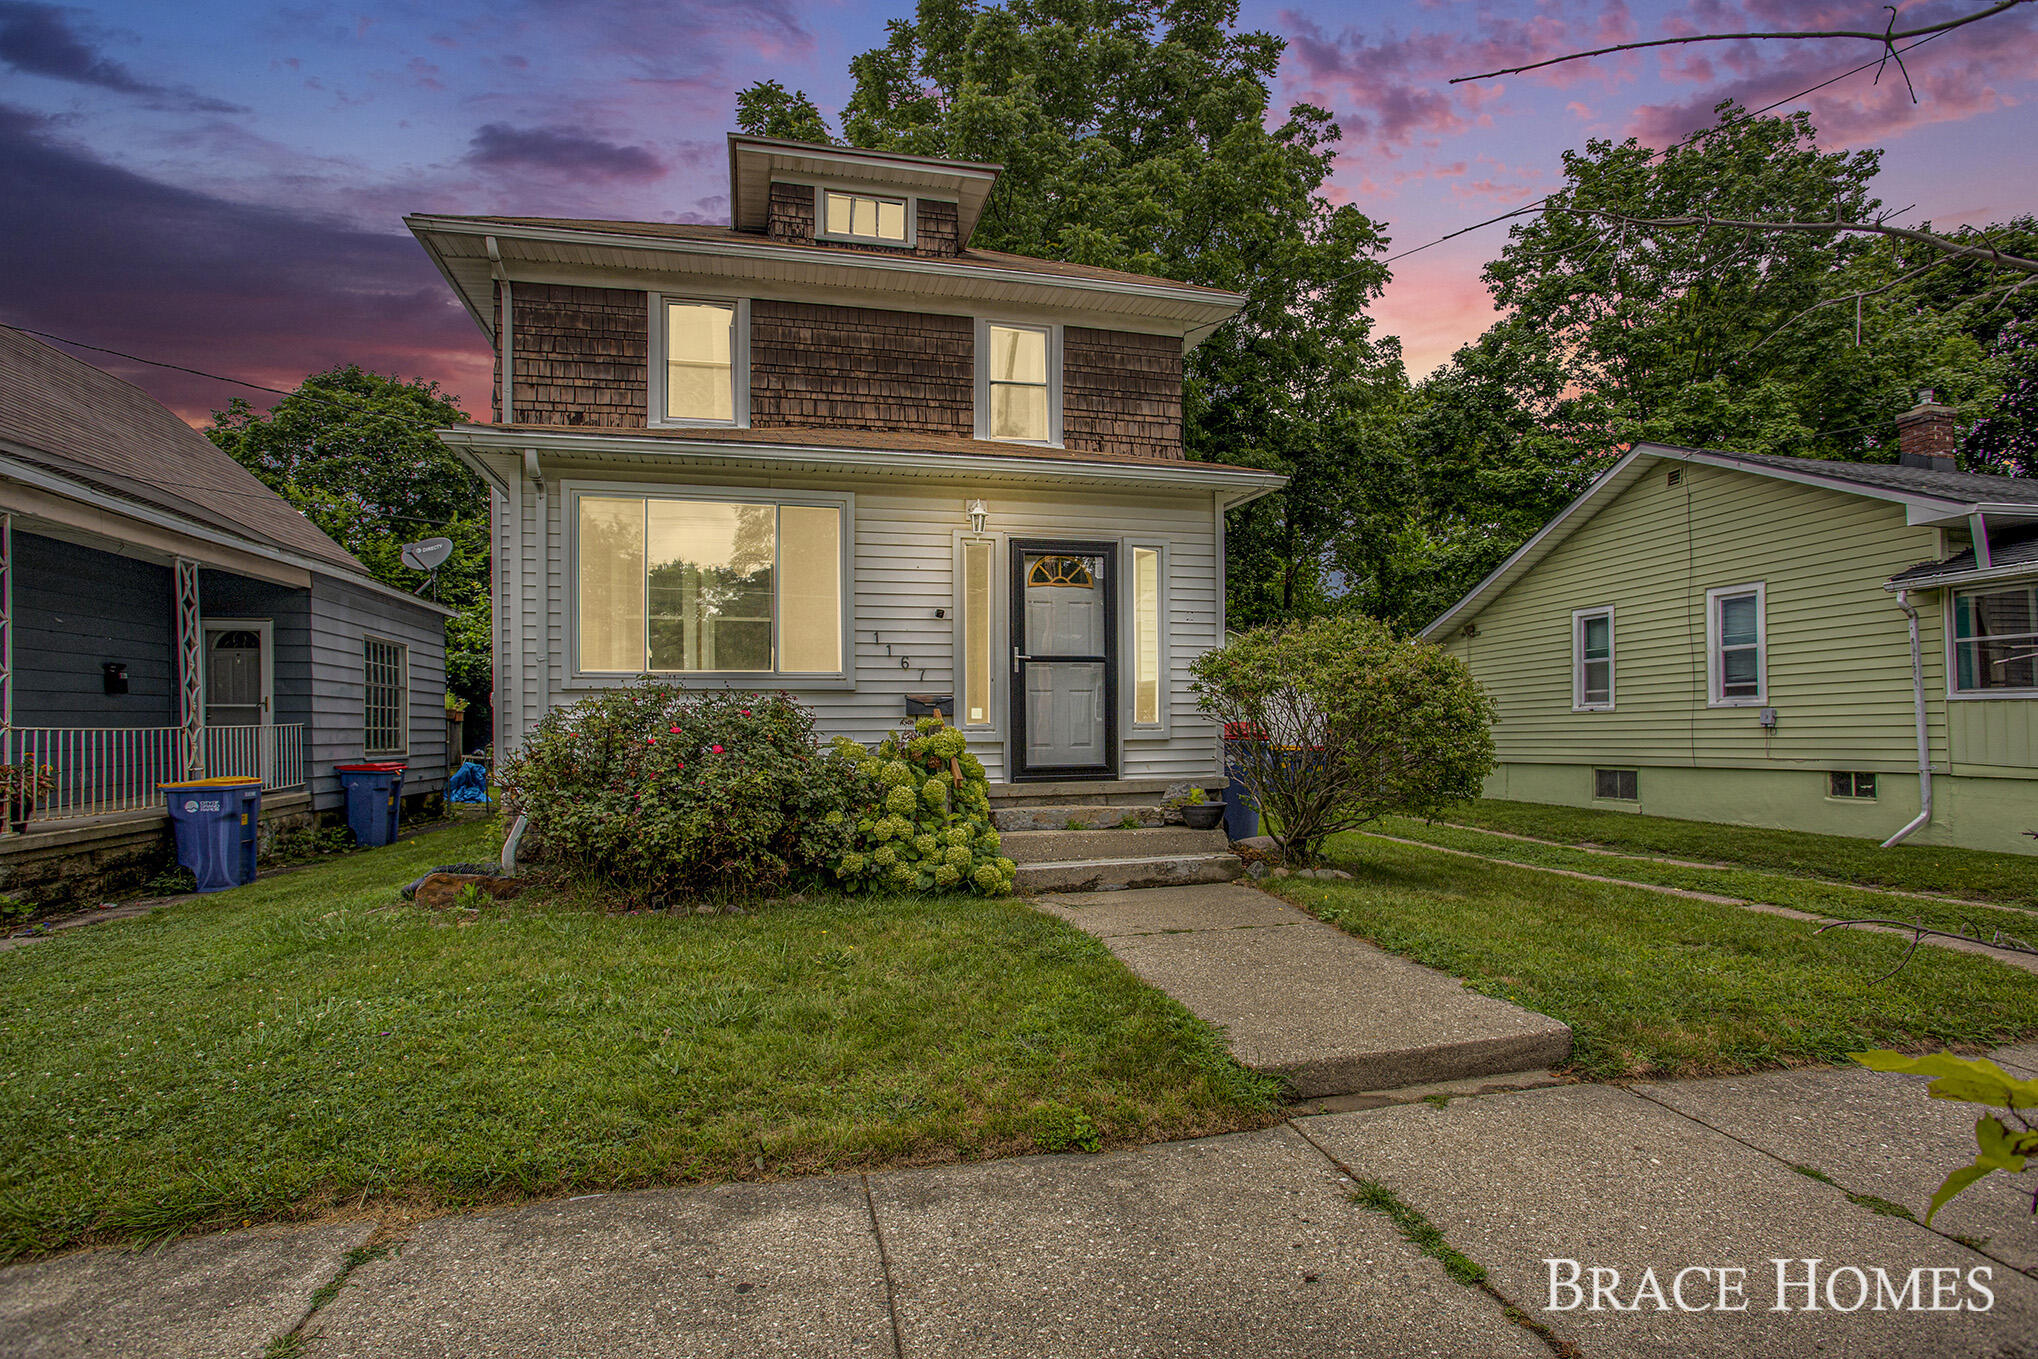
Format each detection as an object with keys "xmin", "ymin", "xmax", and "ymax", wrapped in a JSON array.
[
  {"xmin": 1437, "ymin": 799, "xmax": 2038, "ymax": 907},
  {"xmin": 1270, "ymin": 833, "xmax": 2038, "ymax": 1082},
  {"xmin": 1370, "ymin": 816, "xmax": 2038, "ymax": 943},
  {"xmin": 0, "ymin": 823, "xmax": 1279, "ymax": 1260}
]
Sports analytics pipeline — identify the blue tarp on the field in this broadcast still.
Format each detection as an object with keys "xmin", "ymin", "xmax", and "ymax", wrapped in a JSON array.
[{"xmin": 447, "ymin": 760, "xmax": 491, "ymax": 803}]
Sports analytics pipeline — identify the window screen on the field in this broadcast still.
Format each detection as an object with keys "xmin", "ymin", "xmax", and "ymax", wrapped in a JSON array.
[{"xmin": 1594, "ymin": 768, "xmax": 1638, "ymax": 801}]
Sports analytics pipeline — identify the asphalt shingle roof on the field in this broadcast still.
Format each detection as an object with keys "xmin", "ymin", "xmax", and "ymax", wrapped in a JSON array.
[
  {"xmin": 0, "ymin": 326, "xmax": 368, "ymax": 574},
  {"xmin": 1889, "ymin": 527, "xmax": 2038, "ymax": 587},
  {"xmin": 1680, "ymin": 446, "xmax": 2038, "ymax": 506}
]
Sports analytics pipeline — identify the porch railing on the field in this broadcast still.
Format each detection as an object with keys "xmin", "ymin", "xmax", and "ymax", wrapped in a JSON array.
[{"xmin": 7, "ymin": 723, "xmax": 307, "ymax": 823}]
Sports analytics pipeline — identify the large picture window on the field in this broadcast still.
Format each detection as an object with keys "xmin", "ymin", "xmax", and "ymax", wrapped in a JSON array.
[
  {"xmin": 576, "ymin": 493, "xmax": 844, "ymax": 676},
  {"xmin": 978, "ymin": 321, "xmax": 1057, "ymax": 444},
  {"xmin": 1954, "ymin": 584, "xmax": 2038, "ymax": 693},
  {"xmin": 655, "ymin": 298, "xmax": 745, "ymax": 426},
  {"xmin": 1706, "ymin": 583, "xmax": 1766, "ymax": 706}
]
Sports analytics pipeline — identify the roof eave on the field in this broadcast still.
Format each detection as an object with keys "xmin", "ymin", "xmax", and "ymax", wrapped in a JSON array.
[{"xmin": 435, "ymin": 424, "xmax": 1287, "ymax": 496}]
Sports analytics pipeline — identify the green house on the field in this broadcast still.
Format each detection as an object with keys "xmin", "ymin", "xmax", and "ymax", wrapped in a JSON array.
[{"xmin": 1420, "ymin": 397, "xmax": 2038, "ymax": 855}]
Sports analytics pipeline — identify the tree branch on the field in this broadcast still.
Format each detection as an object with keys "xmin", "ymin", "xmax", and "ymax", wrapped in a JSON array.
[
  {"xmin": 1552, "ymin": 208, "xmax": 2038, "ymax": 274},
  {"xmin": 1450, "ymin": 0, "xmax": 2031, "ymax": 84}
]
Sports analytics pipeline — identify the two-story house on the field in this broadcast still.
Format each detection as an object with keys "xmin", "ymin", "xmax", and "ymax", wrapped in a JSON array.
[{"xmin": 408, "ymin": 134, "xmax": 1282, "ymax": 788}]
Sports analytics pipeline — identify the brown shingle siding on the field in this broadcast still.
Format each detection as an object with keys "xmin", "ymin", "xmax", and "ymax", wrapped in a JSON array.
[
  {"xmin": 915, "ymin": 199, "xmax": 960, "ymax": 257},
  {"xmin": 1062, "ymin": 327, "xmax": 1183, "ymax": 460},
  {"xmin": 509, "ymin": 283, "xmax": 648, "ymax": 428},
  {"xmin": 750, "ymin": 300, "xmax": 972, "ymax": 435},
  {"xmin": 767, "ymin": 181, "xmax": 814, "ymax": 244}
]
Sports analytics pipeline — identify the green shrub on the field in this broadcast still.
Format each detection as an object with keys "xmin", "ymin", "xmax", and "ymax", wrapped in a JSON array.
[
  {"xmin": 1192, "ymin": 615, "xmax": 1495, "ymax": 864},
  {"xmin": 831, "ymin": 716, "xmax": 1015, "ymax": 896},
  {"xmin": 498, "ymin": 683, "xmax": 859, "ymax": 900}
]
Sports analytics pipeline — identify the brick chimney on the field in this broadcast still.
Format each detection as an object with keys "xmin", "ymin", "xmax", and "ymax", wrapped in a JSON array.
[{"xmin": 1895, "ymin": 390, "xmax": 1959, "ymax": 471}]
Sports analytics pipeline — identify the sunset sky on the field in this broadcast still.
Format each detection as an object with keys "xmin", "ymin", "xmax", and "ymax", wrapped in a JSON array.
[{"xmin": 4, "ymin": 0, "xmax": 2035, "ymax": 424}]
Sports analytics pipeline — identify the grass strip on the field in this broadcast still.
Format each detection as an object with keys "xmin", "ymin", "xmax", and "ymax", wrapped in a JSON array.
[
  {"xmin": 0, "ymin": 822, "xmax": 1280, "ymax": 1259},
  {"xmin": 1273, "ymin": 834, "xmax": 2038, "ymax": 1081}
]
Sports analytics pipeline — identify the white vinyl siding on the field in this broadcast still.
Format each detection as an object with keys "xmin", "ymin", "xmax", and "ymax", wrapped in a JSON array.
[{"xmin": 499, "ymin": 468, "xmax": 1223, "ymax": 783}]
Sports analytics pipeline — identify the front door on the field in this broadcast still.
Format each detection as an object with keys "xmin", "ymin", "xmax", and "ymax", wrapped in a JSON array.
[
  {"xmin": 1011, "ymin": 541, "xmax": 1117, "ymax": 780},
  {"xmin": 203, "ymin": 620, "xmax": 273, "ymax": 782}
]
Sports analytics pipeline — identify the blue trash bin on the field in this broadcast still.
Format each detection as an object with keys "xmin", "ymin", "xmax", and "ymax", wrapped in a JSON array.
[
  {"xmin": 1221, "ymin": 726, "xmax": 1263, "ymax": 841},
  {"xmin": 160, "ymin": 777, "xmax": 263, "ymax": 892},
  {"xmin": 336, "ymin": 762, "xmax": 406, "ymax": 848}
]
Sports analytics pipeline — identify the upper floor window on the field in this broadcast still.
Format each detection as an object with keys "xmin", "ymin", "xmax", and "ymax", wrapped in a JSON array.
[
  {"xmin": 1572, "ymin": 606, "xmax": 1614, "ymax": 710},
  {"xmin": 823, "ymin": 190, "xmax": 907, "ymax": 244},
  {"xmin": 1706, "ymin": 583, "xmax": 1766, "ymax": 706},
  {"xmin": 1953, "ymin": 584, "xmax": 2038, "ymax": 693},
  {"xmin": 653, "ymin": 297, "xmax": 748, "ymax": 427},
  {"xmin": 977, "ymin": 321, "xmax": 1059, "ymax": 445}
]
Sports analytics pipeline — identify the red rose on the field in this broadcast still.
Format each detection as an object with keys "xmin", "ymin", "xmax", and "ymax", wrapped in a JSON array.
[{"xmin": 711, "ymin": 744, "xmax": 725, "ymax": 754}]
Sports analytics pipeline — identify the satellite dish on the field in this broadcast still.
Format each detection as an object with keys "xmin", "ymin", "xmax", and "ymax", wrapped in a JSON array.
[{"xmin": 401, "ymin": 537, "xmax": 454, "ymax": 571}]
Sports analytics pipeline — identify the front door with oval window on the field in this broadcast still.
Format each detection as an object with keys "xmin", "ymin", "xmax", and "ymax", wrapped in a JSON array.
[{"xmin": 1010, "ymin": 542, "xmax": 1117, "ymax": 779}]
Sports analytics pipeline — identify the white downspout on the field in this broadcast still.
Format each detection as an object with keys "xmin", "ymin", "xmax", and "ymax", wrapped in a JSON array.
[{"xmin": 1882, "ymin": 588, "xmax": 1933, "ymax": 847}]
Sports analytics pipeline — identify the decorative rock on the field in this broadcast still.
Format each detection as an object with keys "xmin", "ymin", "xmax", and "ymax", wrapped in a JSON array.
[
  {"xmin": 1232, "ymin": 835, "xmax": 1282, "ymax": 857},
  {"xmin": 1244, "ymin": 861, "xmax": 1270, "ymax": 880},
  {"xmin": 412, "ymin": 873, "xmax": 522, "ymax": 910}
]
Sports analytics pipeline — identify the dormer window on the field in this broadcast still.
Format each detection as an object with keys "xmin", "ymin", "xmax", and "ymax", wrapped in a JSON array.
[
  {"xmin": 977, "ymin": 321, "xmax": 1060, "ymax": 445},
  {"xmin": 822, "ymin": 190, "xmax": 908, "ymax": 244},
  {"xmin": 651, "ymin": 295, "xmax": 749, "ymax": 427}
]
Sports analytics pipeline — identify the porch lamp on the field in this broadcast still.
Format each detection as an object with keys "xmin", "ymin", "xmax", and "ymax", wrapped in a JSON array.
[{"xmin": 967, "ymin": 499, "xmax": 989, "ymax": 535}]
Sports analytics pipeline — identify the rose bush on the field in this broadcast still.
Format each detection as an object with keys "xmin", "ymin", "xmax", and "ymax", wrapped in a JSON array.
[
  {"xmin": 499, "ymin": 682, "xmax": 859, "ymax": 900},
  {"xmin": 832, "ymin": 715, "xmax": 1016, "ymax": 895}
]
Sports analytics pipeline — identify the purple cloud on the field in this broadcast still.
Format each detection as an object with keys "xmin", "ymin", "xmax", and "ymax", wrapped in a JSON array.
[
  {"xmin": 464, "ymin": 122, "xmax": 667, "ymax": 180},
  {"xmin": 0, "ymin": 2, "xmax": 245, "ymax": 113}
]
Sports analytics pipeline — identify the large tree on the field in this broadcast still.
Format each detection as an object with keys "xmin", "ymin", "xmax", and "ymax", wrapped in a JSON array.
[
  {"xmin": 206, "ymin": 368, "xmax": 492, "ymax": 709},
  {"xmin": 737, "ymin": 0, "xmax": 1406, "ymax": 623}
]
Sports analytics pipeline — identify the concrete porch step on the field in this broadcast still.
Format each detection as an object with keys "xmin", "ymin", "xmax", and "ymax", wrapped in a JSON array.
[
  {"xmin": 987, "ymin": 777, "xmax": 1196, "ymax": 808},
  {"xmin": 991, "ymin": 804, "xmax": 1166, "ymax": 832},
  {"xmin": 1001, "ymin": 826, "xmax": 1230, "ymax": 865},
  {"xmin": 1013, "ymin": 853, "xmax": 1242, "ymax": 894}
]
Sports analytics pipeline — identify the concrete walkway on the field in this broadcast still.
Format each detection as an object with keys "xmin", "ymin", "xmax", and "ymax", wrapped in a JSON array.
[
  {"xmin": 1032, "ymin": 882, "xmax": 1574, "ymax": 1094},
  {"xmin": 9, "ymin": 1059, "xmax": 2038, "ymax": 1358}
]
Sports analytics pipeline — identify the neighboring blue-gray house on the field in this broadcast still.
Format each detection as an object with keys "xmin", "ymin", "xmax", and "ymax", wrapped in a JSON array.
[{"xmin": 0, "ymin": 326, "xmax": 452, "ymax": 902}]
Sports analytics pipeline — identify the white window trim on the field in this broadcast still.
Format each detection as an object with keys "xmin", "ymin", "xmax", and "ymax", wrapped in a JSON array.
[
  {"xmin": 974, "ymin": 318, "xmax": 1063, "ymax": 447},
  {"xmin": 562, "ymin": 480, "xmax": 854, "ymax": 687},
  {"xmin": 1946, "ymin": 583, "xmax": 2038, "ymax": 700},
  {"xmin": 1125, "ymin": 540, "xmax": 1170, "ymax": 733},
  {"xmin": 810, "ymin": 182, "xmax": 919, "ymax": 248},
  {"xmin": 1705, "ymin": 582, "xmax": 1767, "ymax": 707},
  {"xmin": 1571, "ymin": 605, "xmax": 1615, "ymax": 712},
  {"xmin": 362, "ymin": 634, "xmax": 410, "ymax": 757},
  {"xmin": 951, "ymin": 529, "xmax": 1004, "ymax": 734},
  {"xmin": 648, "ymin": 294, "xmax": 750, "ymax": 429}
]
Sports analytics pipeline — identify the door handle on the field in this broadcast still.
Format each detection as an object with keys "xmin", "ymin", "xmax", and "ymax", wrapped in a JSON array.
[{"xmin": 1012, "ymin": 647, "xmax": 1032, "ymax": 674}]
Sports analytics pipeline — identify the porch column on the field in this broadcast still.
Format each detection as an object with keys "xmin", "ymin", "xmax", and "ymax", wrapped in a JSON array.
[{"xmin": 176, "ymin": 557, "xmax": 205, "ymax": 778}]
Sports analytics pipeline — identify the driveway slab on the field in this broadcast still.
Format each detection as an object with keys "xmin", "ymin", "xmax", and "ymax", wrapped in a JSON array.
[
  {"xmin": 866, "ymin": 1125, "xmax": 1545, "ymax": 1358},
  {"xmin": 304, "ymin": 1178, "xmax": 892, "ymax": 1359},
  {"xmin": 1639, "ymin": 1065, "xmax": 2038, "ymax": 1275},
  {"xmin": 1298, "ymin": 1084, "xmax": 2038, "ymax": 1358},
  {"xmin": 0, "ymin": 1219, "xmax": 373, "ymax": 1359},
  {"xmin": 1041, "ymin": 883, "xmax": 1569, "ymax": 1094}
]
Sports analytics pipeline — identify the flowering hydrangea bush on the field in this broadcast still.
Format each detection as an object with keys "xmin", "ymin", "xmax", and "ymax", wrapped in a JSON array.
[
  {"xmin": 498, "ymin": 682, "xmax": 859, "ymax": 900},
  {"xmin": 832, "ymin": 715, "xmax": 1016, "ymax": 895}
]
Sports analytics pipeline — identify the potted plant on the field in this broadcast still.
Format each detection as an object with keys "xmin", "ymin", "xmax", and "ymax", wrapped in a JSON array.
[
  {"xmin": 1178, "ymin": 786, "xmax": 1225, "ymax": 831},
  {"xmin": 0, "ymin": 762, "xmax": 56, "ymax": 832}
]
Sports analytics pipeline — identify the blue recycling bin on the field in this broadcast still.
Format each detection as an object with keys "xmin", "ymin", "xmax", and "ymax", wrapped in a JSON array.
[
  {"xmin": 1221, "ymin": 728, "xmax": 1263, "ymax": 841},
  {"xmin": 161, "ymin": 777, "xmax": 263, "ymax": 892},
  {"xmin": 336, "ymin": 762, "xmax": 406, "ymax": 848}
]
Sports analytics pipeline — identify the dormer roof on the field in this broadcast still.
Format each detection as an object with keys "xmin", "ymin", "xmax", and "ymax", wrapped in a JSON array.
[{"xmin": 728, "ymin": 134, "xmax": 1001, "ymax": 244}]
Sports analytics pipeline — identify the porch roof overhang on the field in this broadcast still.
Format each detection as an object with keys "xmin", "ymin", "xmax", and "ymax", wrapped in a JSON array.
[
  {"xmin": 437, "ymin": 425, "xmax": 1287, "ymax": 508},
  {"xmin": 0, "ymin": 451, "xmax": 457, "ymax": 615},
  {"xmin": 405, "ymin": 214, "xmax": 1247, "ymax": 346}
]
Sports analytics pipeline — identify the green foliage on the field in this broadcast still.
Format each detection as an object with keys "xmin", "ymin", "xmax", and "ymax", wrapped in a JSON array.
[
  {"xmin": 205, "ymin": 368, "xmax": 492, "ymax": 706},
  {"xmin": 738, "ymin": 0, "xmax": 1407, "ymax": 624},
  {"xmin": 1021, "ymin": 1102, "xmax": 1102, "ymax": 1153},
  {"xmin": 1966, "ymin": 320, "xmax": 2038, "ymax": 477},
  {"xmin": 1192, "ymin": 616, "xmax": 1494, "ymax": 863},
  {"xmin": 499, "ymin": 683, "xmax": 860, "ymax": 901},
  {"xmin": 1853, "ymin": 1050, "xmax": 2038, "ymax": 1222},
  {"xmin": 1351, "ymin": 1179, "xmax": 1488, "ymax": 1287},
  {"xmin": 831, "ymin": 715, "xmax": 1015, "ymax": 896}
]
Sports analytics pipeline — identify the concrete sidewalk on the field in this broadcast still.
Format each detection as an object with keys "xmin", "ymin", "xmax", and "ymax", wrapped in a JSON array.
[
  {"xmin": 1032, "ymin": 882, "xmax": 1574, "ymax": 1094},
  {"xmin": 9, "ymin": 1062, "xmax": 2038, "ymax": 1358}
]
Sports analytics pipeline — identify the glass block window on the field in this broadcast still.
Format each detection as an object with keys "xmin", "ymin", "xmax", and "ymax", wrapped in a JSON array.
[{"xmin": 364, "ymin": 638, "xmax": 408, "ymax": 756}]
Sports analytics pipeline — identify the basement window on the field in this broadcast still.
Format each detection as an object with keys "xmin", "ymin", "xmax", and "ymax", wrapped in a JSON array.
[
  {"xmin": 1829, "ymin": 772, "xmax": 1878, "ymax": 799},
  {"xmin": 1593, "ymin": 768, "xmax": 1638, "ymax": 802}
]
